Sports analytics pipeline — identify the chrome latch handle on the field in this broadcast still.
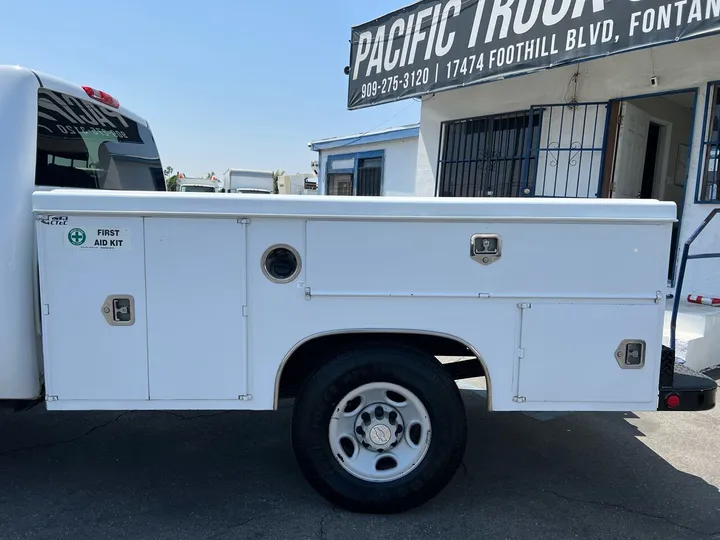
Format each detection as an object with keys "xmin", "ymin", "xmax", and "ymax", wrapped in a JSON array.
[
  {"xmin": 101, "ymin": 295, "xmax": 135, "ymax": 326},
  {"xmin": 470, "ymin": 234, "xmax": 502, "ymax": 266}
]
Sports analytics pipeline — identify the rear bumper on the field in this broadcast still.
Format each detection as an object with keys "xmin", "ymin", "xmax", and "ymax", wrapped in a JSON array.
[{"xmin": 658, "ymin": 346, "xmax": 717, "ymax": 411}]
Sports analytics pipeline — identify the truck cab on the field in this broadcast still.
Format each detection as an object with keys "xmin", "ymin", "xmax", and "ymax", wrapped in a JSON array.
[
  {"xmin": 0, "ymin": 65, "xmax": 165, "ymax": 401},
  {"xmin": 177, "ymin": 175, "xmax": 218, "ymax": 193}
]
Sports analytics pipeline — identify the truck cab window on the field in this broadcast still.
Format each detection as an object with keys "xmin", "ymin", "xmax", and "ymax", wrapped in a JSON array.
[{"xmin": 35, "ymin": 89, "xmax": 165, "ymax": 191}]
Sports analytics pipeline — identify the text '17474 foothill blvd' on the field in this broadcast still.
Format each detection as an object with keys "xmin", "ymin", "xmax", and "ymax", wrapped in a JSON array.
[{"xmin": 347, "ymin": 0, "xmax": 720, "ymax": 109}]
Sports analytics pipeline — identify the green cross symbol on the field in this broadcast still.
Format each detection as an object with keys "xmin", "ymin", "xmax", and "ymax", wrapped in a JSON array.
[{"xmin": 68, "ymin": 228, "xmax": 86, "ymax": 246}]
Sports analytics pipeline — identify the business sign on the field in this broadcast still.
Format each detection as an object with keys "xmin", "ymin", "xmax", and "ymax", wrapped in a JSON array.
[{"xmin": 347, "ymin": 0, "xmax": 720, "ymax": 109}]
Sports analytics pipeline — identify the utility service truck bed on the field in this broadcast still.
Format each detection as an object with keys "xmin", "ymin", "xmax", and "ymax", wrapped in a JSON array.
[{"xmin": 31, "ymin": 189, "xmax": 716, "ymax": 513}]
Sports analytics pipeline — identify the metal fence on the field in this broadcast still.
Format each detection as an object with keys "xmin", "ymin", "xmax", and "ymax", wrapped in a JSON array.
[
  {"xmin": 356, "ymin": 157, "xmax": 382, "ymax": 196},
  {"xmin": 532, "ymin": 103, "xmax": 608, "ymax": 197},
  {"xmin": 436, "ymin": 110, "xmax": 541, "ymax": 198},
  {"xmin": 436, "ymin": 103, "xmax": 608, "ymax": 198}
]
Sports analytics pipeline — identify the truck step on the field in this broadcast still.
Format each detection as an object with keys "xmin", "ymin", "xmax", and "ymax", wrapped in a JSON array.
[{"xmin": 658, "ymin": 362, "xmax": 717, "ymax": 411}]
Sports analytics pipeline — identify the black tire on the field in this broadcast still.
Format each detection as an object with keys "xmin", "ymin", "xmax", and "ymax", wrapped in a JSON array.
[{"xmin": 291, "ymin": 344, "xmax": 467, "ymax": 513}]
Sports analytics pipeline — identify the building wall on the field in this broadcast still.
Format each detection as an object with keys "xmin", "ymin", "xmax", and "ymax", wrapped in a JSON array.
[
  {"xmin": 319, "ymin": 137, "xmax": 421, "ymax": 196},
  {"xmin": 417, "ymin": 36, "xmax": 720, "ymax": 296}
]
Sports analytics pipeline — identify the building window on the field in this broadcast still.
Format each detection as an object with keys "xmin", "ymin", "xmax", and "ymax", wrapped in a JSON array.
[
  {"xmin": 533, "ymin": 103, "xmax": 607, "ymax": 197},
  {"xmin": 327, "ymin": 173, "xmax": 353, "ymax": 195},
  {"xmin": 699, "ymin": 84, "xmax": 720, "ymax": 202},
  {"xmin": 437, "ymin": 111, "xmax": 542, "ymax": 197},
  {"xmin": 437, "ymin": 104, "xmax": 608, "ymax": 198},
  {"xmin": 356, "ymin": 157, "xmax": 382, "ymax": 196},
  {"xmin": 325, "ymin": 152, "xmax": 383, "ymax": 196}
]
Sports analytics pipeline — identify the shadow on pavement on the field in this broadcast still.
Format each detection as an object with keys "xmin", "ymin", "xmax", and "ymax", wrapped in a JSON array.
[{"xmin": 0, "ymin": 392, "xmax": 718, "ymax": 540}]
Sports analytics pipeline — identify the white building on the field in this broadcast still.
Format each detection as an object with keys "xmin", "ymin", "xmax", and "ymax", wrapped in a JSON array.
[
  {"xmin": 343, "ymin": 1, "xmax": 720, "ymax": 369},
  {"xmin": 309, "ymin": 124, "xmax": 420, "ymax": 196}
]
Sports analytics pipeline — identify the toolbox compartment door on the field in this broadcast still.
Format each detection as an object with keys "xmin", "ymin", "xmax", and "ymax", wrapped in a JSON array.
[
  {"xmin": 517, "ymin": 302, "xmax": 663, "ymax": 405},
  {"xmin": 37, "ymin": 216, "xmax": 149, "ymax": 401},
  {"xmin": 144, "ymin": 217, "xmax": 248, "ymax": 400}
]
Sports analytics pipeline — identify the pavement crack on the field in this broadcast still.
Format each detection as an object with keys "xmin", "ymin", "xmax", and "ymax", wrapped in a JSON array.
[
  {"xmin": 544, "ymin": 489, "xmax": 720, "ymax": 537},
  {"xmin": 319, "ymin": 505, "xmax": 337, "ymax": 540},
  {"xmin": 319, "ymin": 514, "xmax": 328, "ymax": 540},
  {"xmin": 208, "ymin": 514, "xmax": 270, "ymax": 540},
  {"xmin": 0, "ymin": 411, "xmax": 131, "ymax": 457}
]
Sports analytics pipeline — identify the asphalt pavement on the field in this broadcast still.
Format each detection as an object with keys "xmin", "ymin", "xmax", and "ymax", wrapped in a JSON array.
[{"xmin": 1, "ymin": 382, "xmax": 719, "ymax": 540}]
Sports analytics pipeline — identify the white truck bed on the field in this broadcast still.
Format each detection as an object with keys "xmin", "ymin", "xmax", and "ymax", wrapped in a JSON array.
[{"xmin": 33, "ymin": 190, "xmax": 675, "ymax": 412}]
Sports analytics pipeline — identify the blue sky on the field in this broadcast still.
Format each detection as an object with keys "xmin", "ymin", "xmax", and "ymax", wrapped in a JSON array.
[{"xmin": 2, "ymin": 0, "xmax": 418, "ymax": 177}]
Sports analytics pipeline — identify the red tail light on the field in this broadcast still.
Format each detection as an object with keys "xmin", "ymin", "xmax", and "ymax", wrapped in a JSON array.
[
  {"xmin": 81, "ymin": 86, "xmax": 120, "ymax": 108},
  {"xmin": 666, "ymin": 394, "xmax": 681, "ymax": 409}
]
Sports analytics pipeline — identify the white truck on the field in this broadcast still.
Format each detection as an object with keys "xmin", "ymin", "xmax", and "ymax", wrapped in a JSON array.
[
  {"xmin": 0, "ymin": 64, "xmax": 165, "ymax": 403},
  {"xmin": 2, "ymin": 65, "xmax": 717, "ymax": 515},
  {"xmin": 277, "ymin": 173, "xmax": 319, "ymax": 195},
  {"xmin": 177, "ymin": 175, "xmax": 218, "ymax": 193},
  {"xmin": 222, "ymin": 168, "xmax": 274, "ymax": 194}
]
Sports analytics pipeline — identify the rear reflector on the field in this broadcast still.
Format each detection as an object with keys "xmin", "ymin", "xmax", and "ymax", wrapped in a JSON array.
[{"xmin": 82, "ymin": 86, "xmax": 120, "ymax": 108}]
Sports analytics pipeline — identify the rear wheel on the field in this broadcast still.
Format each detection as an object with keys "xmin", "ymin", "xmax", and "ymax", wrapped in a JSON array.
[{"xmin": 291, "ymin": 345, "xmax": 467, "ymax": 513}]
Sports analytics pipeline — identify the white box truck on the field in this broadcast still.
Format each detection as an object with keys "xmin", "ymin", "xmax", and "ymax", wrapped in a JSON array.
[
  {"xmin": 277, "ymin": 173, "xmax": 319, "ymax": 195},
  {"xmin": 2, "ymin": 65, "xmax": 717, "ymax": 515},
  {"xmin": 223, "ymin": 168, "xmax": 273, "ymax": 194}
]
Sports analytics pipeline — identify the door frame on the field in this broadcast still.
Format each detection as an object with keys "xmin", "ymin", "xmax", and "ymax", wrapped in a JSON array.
[{"xmin": 602, "ymin": 87, "xmax": 699, "ymax": 285}]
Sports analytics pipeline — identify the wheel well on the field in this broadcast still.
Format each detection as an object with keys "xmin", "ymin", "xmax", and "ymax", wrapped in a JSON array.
[{"xmin": 276, "ymin": 332, "xmax": 486, "ymax": 403}]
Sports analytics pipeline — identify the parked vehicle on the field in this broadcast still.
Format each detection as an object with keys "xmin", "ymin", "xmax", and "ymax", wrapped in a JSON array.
[
  {"xmin": 177, "ymin": 175, "xmax": 218, "ymax": 193},
  {"xmin": 3, "ymin": 65, "xmax": 716, "ymax": 515},
  {"xmin": 180, "ymin": 184, "xmax": 217, "ymax": 192},
  {"xmin": 277, "ymin": 173, "xmax": 319, "ymax": 195},
  {"xmin": 0, "ymin": 65, "xmax": 164, "ymax": 406},
  {"xmin": 32, "ymin": 190, "xmax": 716, "ymax": 513},
  {"xmin": 233, "ymin": 187, "xmax": 272, "ymax": 194},
  {"xmin": 223, "ymin": 168, "xmax": 273, "ymax": 193}
]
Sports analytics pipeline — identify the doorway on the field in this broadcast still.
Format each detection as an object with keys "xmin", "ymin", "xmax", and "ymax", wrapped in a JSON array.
[
  {"xmin": 603, "ymin": 90, "xmax": 697, "ymax": 282},
  {"xmin": 640, "ymin": 123, "xmax": 661, "ymax": 199}
]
